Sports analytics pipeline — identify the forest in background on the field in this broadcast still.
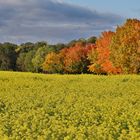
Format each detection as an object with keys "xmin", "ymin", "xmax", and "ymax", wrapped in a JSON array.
[{"xmin": 0, "ymin": 19, "xmax": 140, "ymax": 75}]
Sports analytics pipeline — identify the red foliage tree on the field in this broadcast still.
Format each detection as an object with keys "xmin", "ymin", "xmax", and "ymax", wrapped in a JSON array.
[{"xmin": 63, "ymin": 42, "xmax": 95, "ymax": 73}]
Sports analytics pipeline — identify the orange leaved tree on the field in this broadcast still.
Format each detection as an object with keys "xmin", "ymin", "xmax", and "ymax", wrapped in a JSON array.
[
  {"xmin": 88, "ymin": 31, "xmax": 120, "ymax": 74},
  {"xmin": 64, "ymin": 42, "xmax": 95, "ymax": 74},
  {"xmin": 110, "ymin": 19, "xmax": 140, "ymax": 74}
]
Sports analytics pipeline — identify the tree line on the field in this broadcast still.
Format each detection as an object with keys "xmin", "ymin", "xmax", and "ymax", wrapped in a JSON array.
[{"xmin": 0, "ymin": 19, "xmax": 140, "ymax": 74}]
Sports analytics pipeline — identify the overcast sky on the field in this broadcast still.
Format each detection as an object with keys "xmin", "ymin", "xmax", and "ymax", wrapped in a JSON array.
[{"xmin": 0, "ymin": 0, "xmax": 139, "ymax": 44}]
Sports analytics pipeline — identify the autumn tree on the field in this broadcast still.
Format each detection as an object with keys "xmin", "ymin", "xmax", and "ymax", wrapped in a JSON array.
[
  {"xmin": 42, "ymin": 48, "xmax": 68, "ymax": 73},
  {"xmin": 64, "ymin": 42, "xmax": 94, "ymax": 74},
  {"xmin": 88, "ymin": 31, "xmax": 119, "ymax": 74},
  {"xmin": 110, "ymin": 19, "xmax": 140, "ymax": 74}
]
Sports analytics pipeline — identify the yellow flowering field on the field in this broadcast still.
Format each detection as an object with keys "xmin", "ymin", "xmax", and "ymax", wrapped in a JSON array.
[{"xmin": 0, "ymin": 71, "xmax": 140, "ymax": 140}]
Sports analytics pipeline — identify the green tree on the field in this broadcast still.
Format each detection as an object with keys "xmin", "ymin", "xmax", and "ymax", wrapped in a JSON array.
[
  {"xmin": 16, "ymin": 51, "xmax": 36, "ymax": 72},
  {"xmin": 16, "ymin": 53, "xmax": 26, "ymax": 71},
  {"xmin": 0, "ymin": 43, "xmax": 17, "ymax": 71},
  {"xmin": 87, "ymin": 36, "xmax": 97, "ymax": 44},
  {"xmin": 24, "ymin": 50, "xmax": 36, "ymax": 72},
  {"xmin": 32, "ymin": 46, "xmax": 54, "ymax": 72}
]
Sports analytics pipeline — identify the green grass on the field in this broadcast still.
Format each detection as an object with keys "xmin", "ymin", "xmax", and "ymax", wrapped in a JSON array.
[{"xmin": 0, "ymin": 71, "xmax": 140, "ymax": 140}]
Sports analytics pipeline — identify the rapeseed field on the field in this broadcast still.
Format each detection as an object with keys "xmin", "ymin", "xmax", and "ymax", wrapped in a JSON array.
[{"xmin": 0, "ymin": 72, "xmax": 140, "ymax": 139}]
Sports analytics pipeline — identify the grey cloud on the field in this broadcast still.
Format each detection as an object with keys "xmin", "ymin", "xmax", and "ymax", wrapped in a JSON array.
[{"xmin": 0, "ymin": 0, "xmax": 124, "ymax": 44}]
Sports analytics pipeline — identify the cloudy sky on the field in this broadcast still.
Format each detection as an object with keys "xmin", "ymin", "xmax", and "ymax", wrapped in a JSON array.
[{"xmin": 0, "ymin": 0, "xmax": 139, "ymax": 44}]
